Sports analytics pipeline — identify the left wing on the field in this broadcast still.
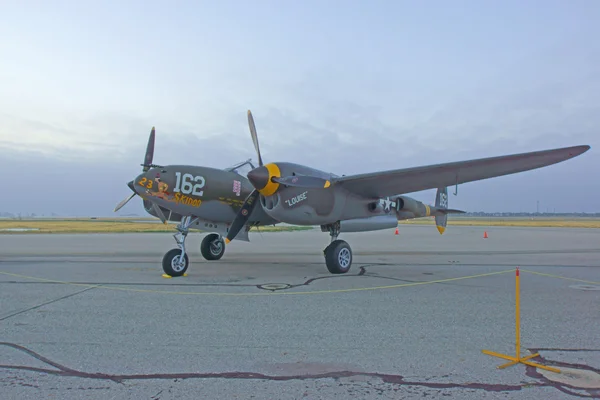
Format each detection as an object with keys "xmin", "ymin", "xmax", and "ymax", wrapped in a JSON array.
[{"xmin": 333, "ymin": 145, "xmax": 590, "ymax": 198}]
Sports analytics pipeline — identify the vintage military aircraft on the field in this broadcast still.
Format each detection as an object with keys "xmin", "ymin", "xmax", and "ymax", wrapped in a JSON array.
[
  {"xmin": 225, "ymin": 110, "xmax": 591, "ymax": 274},
  {"xmin": 114, "ymin": 125, "xmax": 467, "ymax": 278},
  {"xmin": 113, "ymin": 127, "xmax": 280, "ymax": 276}
]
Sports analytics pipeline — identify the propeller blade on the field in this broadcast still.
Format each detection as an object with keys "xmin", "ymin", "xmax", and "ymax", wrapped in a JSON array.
[
  {"xmin": 225, "ymin": 189, "xmax": 260, "ymax": 243},
  {"xmin": 272, "ymin": 175, "xmax": 331, "ymax": 189},
  {"xmin": 142, "ymin": 127, "xmax": 156, "ymax": 171},
  {"xmin": 151, "ymin": 202, "xmax": 168, "ymax": 224},
  {"xmin": 114, "ymin": 192, "xmax": 136, "ymax": 212},
  {"xmin": 247, "ymin": 110, "xmax": 263, "ymax": 167},
  {"xmin": 114, "ymin": 180, "xmax": 138, "ymax": 212},
  {"xmin": 116, "ymin": 126, "xmax": 156, "ymax": 214}
]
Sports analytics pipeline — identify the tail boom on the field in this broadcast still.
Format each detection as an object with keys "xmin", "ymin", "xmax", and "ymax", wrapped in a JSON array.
[{"xmin": 378, "ymin": 187, "xmax": 464, "ymax": 234}]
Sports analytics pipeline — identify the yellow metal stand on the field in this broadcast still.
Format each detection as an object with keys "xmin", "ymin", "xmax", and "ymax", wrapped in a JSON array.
[{"xmin": 482, "ymin": 267, "xmax": 561, "ymax": 373}]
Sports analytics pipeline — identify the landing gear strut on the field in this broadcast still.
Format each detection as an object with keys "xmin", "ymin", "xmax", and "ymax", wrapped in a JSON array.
[
  {"xmin": 322, "ymin": 221, "xmax": 352, "ymax": 274},
  {"xmin": 162, "ymin": 215, "xmax": 197, "ymax": 277},
  {"xmin": 161, "ymin": 216, "xmax": 227, "ymax": 277}
]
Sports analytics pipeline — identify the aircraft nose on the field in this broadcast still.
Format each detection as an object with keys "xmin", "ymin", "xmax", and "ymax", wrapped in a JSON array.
[
  {"xmin": 131, "ymin": 173, "xmax": 147, "ymax": 193},
  {"xmin": 247, "ymin": 166, "xmax": 270, "ymax": 190}
]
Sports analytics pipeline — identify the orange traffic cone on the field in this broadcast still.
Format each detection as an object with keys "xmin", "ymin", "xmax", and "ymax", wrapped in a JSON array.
[
  {"xmin": 395, "ymin": 227, "xmax": 399, "ymax": 235},
  {"xmin": 483, "ymin": 231, "xmax": 488, "ymax": 238}
]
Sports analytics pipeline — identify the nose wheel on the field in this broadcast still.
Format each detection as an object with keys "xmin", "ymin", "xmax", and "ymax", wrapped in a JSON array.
[
  {"xmin": 162, "ymin": 215, "xmax": 197, "ymax": 277},
  {"xmin": 162, "ymin": 248, "xmax": 189, "ymax": 277},
  {"xmin": 162, "ymin": 216, "xmax": 228, "ymax": 277}
]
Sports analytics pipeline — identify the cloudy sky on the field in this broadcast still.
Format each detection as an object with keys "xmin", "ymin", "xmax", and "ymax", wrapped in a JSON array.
[{"xmin": 1, "ymin": 0, "xmax": 598, "ymax": 216}]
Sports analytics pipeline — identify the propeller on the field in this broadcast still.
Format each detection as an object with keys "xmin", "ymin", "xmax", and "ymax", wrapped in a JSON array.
[
  {"xmin": 150, "ymin": 202, "xmax": 168, "ymax": 224},
  {"xmin": 114, "ymin": 181, "xmax": 137, "ymax": 212},
  {"xmin": 142, "ymin": 126, "xmax": 156, "ymax": 172},
  {"xmin": 244, "ymin": 110, "xmax": 329, "ymax": 191},
  {"xmin": 224, "ymin": 110, "xmax": 331, "ymax": 243},
  {"xmin": 224, "ymin": 112, "xmax": 263, "ymax": 242},
  {"xmin": 113, "ymin": 127, "xmax": 156, "ymax": 212},
  {"xmin": 247, "ymin": 110, "xmax": 263, "ymax": 167}
]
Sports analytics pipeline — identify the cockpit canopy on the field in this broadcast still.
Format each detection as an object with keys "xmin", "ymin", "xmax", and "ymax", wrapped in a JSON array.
[{"xmin": 224, "ymin": 158, "xmax": 256, "ymax": 176}]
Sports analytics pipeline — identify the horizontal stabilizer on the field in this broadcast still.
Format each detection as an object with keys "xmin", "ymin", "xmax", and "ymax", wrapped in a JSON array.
[{"xmin": 437, "ymin": 208, "xmax": 466, "ymax": 214}]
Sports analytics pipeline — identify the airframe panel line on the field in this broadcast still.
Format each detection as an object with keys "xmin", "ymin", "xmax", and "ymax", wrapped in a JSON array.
[
  {"xmin": 0, "ymin": 269, "xmax": 514, "ymax": 297},
  {"xmin": 520, "ymin": 269, "xmax": 599, "ymax": 285}
]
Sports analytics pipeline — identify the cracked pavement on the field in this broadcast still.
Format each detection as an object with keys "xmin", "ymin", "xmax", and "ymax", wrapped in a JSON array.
[{"xmin": 1, "ymin": 226, "xmax": 599, "ymax": 399}]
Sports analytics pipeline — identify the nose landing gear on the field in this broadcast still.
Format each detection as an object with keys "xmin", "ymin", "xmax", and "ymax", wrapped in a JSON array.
[{"xmin": 161, "ymin": 216, "xmax": 226, "ymax": 277}]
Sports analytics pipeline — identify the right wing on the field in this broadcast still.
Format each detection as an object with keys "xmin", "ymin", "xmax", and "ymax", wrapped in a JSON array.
[{"xmin": 333, "ymin": 145, "xmax": 590, "ymax": 198}]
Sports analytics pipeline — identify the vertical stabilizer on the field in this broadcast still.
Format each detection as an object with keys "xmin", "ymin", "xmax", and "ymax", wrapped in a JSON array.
[{"xmin": 434, "ymin": 187, "xmax": 448, "ymax": 234}]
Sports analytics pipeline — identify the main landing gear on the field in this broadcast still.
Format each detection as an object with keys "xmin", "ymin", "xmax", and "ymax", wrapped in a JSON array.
[
  {"xmin": 322, "ymin": 221, "xmax": 352, "ymax": 274},
  {"xmin": 161, "ymin": 216, "xmax": 226, "ymax": 277}
]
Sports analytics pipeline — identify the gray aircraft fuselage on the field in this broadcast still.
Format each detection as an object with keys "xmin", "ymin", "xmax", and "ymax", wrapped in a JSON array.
[
  {"xmin": 132, "ymin": 165, "xmax": 279, "ymax": 226},
  {"xmin": 132, "ymin": 161, "xmax": 438, "ymax": 234}
]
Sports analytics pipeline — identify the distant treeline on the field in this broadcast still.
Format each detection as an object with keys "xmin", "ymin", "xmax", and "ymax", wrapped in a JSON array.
[
  {"xmin": 459, "ymin": 212, "xmax": 600, "ymax": 217},
  {"xmin": 2, "ymin": 212, "xmax": 600, "ymax": 219}
]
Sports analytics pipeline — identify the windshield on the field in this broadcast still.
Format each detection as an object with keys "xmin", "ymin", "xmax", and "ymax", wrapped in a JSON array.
[{"xmin": 226, "ymin": 159, "xmax": 255, "ymax": 176}]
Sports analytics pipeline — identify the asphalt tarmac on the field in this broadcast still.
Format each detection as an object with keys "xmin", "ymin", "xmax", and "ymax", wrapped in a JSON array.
[{"xmin": 1, "ymin": 225, "xmax": 599, "ymax": 399}]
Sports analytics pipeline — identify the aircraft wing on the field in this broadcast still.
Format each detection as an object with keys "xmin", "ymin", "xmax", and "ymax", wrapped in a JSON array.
[{"xmin": 333, "ymin": 145, "xmax": 590, "ymax": 198}]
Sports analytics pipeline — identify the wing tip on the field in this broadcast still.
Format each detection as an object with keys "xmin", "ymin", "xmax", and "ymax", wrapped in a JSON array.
[{"xmin": 569, "ymin": 144, "xmax": 590, "ymax": 155}]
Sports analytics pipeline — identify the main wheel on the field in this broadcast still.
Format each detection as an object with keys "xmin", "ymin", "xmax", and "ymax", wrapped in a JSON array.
[
  {"xmin": 324, "ymin": 239, "xmax": 352, "ymax": 274},
  {"xmin": 200, "ymin": 233, "xmax": 225, "ymax": 261},
  {"xmin": 162, "ymin": 248, "xmax": 189, "ymax": 277}
]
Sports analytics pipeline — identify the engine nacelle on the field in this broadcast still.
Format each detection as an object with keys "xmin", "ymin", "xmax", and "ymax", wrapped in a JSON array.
[
  {"xmin": 396, "ymin": 210, "xmax": 417, "ymax": 220},
  {"xmin": 367, "ymin": 201, "xmax": 384, "ymax": 213},
  {"xmin": 337, "ymin": 214, "xmax": 399, "ymax": 233},
  {"xmin": 366, "ymin": 196, "xmax": 429, "ymax": 218},
  {"xmin": 396, "ymin": 196, "xmax": 424, "ymax": 215}
]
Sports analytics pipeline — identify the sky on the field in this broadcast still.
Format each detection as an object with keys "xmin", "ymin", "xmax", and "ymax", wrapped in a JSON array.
[{"xmin": 1, "ymin": 0, "xmax": 598, "ymax": 216}]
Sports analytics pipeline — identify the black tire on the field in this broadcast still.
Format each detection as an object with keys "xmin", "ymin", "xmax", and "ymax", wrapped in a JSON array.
[
  {"xmin": 324, "ymin": 239, "xmax": 352, "ymax": 274},
  {"xmin": 200, "ymin": 233, "xmax": 225, "ymax": 261},
  {"xmin": 162, "ymin": 248, "xmax": 189, "ymax": 277}
]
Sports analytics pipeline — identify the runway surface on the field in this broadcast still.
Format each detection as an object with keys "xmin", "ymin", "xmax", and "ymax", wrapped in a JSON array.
[{"xmin": 1, "ymin": 225, "xmax": 599, "ymax": 399}]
